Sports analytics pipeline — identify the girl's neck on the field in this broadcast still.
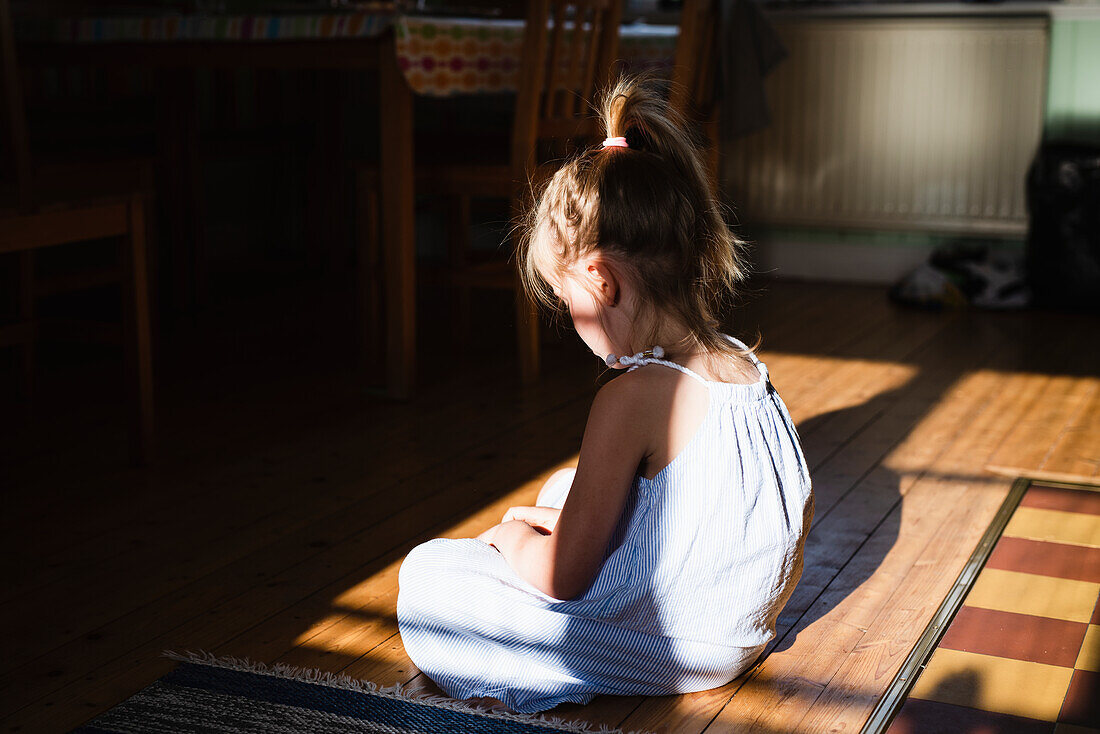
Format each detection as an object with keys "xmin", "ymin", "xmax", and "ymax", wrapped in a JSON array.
[
  {"xmin": 643, "ymin": 324, "xmax": 761, "ymax": 385},
  {"xmin": 642, "ymin": 319, "xmax": 695, "ymax": 359}
]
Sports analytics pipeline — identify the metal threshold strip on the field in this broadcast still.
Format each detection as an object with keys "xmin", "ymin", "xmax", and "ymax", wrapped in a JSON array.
[{"xmin": 859, "ymin": 476, "xmax": 1100, "ymax": 734}]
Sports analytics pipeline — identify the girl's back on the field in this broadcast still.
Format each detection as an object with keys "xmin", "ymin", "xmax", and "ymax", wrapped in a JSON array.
[{"xmin": 597, "ymin": 342, "xmax": 813, "ymax": 649}]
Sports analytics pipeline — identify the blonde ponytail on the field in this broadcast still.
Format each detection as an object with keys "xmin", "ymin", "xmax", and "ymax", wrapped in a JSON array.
[{"xmin": 521, "ymin": 75, "xmax": 753, "ymax": 359}]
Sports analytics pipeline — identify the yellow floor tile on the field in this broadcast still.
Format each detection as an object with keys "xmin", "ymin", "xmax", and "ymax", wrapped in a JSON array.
[
  {"xmin": 965, "ymin": 569, "xmax": 1099, "ymax": 623},
  {"xmin": 910, "ymin": 648, "xmax": 1074, "ymax": 722},
  {"xmin": 1003, "ymin": 507, "xmax": 1100, "ymax": 548},
  {"xmin": 1076, "ymin": 624, "xmax": 1100, "ymax": 672}
]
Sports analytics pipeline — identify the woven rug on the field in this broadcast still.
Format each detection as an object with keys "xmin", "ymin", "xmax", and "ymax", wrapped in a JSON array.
[{"xmin": 72, "ymin": 652, "xmax": 634, "ymax": 734}]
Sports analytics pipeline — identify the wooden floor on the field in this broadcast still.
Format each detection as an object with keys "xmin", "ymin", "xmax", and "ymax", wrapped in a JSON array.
[{"xmin": 2, "ymin": 280, "xmax": 1098, "ymax": 733}]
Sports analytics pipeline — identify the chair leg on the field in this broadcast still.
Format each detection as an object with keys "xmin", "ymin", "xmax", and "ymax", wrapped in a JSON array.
[
  {"xmin": 17, "ymin": 251, "xmax": 35, "ymax": 404},
  {"xmin": 515, "ymin": 284, "xmax": 540, "ymax": 385},
  {"xmin": 122, "ymin": 195, "xmax": 154, "ymax": 466},
  {"xmin": 157, "ymin": 68, "xmax": 202, "ymax": 318},
  {"xmin": 378, "ymin": 41, "xmax": 417, "ymax": 400},
  {"xmin": 355, "ymin": 170, "xmax": 383, "ymax": 372},
  {"xmin": 143, "ymin": 192, "xmax": 162, "ymax": 362},
  {"xmin": 446, "ymin": 194, "xmax": 472, "ymax": 349}
]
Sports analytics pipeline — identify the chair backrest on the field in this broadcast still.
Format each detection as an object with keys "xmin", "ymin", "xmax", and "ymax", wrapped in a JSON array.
[
  {"xmin": 670, "ymin": 0, "xmax": 720, "ymax": 188},
  {"xmin": 0, "ymin": 0, "xmax": 33, "ymax": 213},
  {"xmin": 510, "ymin": 0, "xmax": 624, "ymax": 179},
  {"xmin": 670, "ymin": 0, "xmax": 717, "ymax": 120}
]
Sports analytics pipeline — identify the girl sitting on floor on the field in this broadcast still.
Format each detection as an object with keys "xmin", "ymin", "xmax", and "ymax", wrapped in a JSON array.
[{"xmin": 397, "ymin": 75, "xmax": 814, "ymax": 714}]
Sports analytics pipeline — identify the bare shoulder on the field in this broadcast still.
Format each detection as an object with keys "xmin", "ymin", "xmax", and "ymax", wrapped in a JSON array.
[
  {"xmin": 596, "ymin": 365, "xmax": 710, "ymax": 480},
  {"xmin": 594, "ymin": 365, "xmax": 698, "ymax": 423},
  {"xmin": 579, "ymin": 369, "xmax": 670, "ymax": 477},
  {"xmin": 597, "ymin": 364, "xmax": 681, "ymax": 402},
  {"xmin": 589, "ymin": 367, "xmax": 673, "ymax": 428}
]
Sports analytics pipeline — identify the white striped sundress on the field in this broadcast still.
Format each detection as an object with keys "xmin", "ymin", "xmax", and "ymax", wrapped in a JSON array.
[{"xmin": 397, "ymin": 338, "xmax": 814, "ymax": 713}]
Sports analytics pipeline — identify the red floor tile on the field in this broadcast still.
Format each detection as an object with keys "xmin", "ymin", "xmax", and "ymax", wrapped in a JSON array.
[
  {"xmin": 985, "ymin": 537, "xmax": 1100, "ymax": 583},
  {"xmin": 1022, "ymin": 484, "xmax": 1100, "ymax": 516},
  {"xmin": 888, "ymin": 698, "xmax": 1054, "ymax": 734},
  {"xmin": 1059, "ymin": 669, "xmax": 1100, "ymax": 727},
  {"xmin": 938, "ymin": 606, "xmax": 1088, "ymax": 667}
]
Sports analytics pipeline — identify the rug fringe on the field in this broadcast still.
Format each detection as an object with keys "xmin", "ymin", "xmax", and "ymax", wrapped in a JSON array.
[{"xmin": 162, "ymin": 650, "xmax": 649, "ymax": 734}]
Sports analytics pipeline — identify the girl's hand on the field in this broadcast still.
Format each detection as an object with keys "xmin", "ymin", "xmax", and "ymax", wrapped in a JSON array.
[
  {"xmin": 476, "ymin": 520, "xmax": 537, "ymax": 549},
  {"xmin": 476, "ymin": 524, "xmax": 499, "ymax": 546},
  {"xmin": 475, "ymin": 372, "xmax": 652, "ymax": 600},
  {"xmin": 501, "ymin": 506, "xmax": 561, "ymax": 534}
]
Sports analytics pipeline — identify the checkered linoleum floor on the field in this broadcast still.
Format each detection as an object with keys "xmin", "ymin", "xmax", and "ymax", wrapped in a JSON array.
[{"xmin": 887, "ymin": 481, "xmax": 1100, "ymax": 734}]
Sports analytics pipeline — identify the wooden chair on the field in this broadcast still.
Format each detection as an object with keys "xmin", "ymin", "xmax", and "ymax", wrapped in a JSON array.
[
  {"xmin": 355, "ymin": 0, "xmax": 624, "ymax": 386},
  {"xmin": 670, "ymin": 0, "xmax": 721, "ymax": 189},
  {"xmin": 1, "ymin": 0, "xmax": 154, "ymax": 464}
]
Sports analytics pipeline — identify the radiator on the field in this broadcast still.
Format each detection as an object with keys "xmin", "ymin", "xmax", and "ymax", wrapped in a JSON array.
[{"xmin": 722, "ymin": 17, "xmax": 1049, "ymax": 236}]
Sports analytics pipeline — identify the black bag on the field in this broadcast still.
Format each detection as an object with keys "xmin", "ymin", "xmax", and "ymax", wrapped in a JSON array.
[{"xmin": 1026, "ymin": 141, "xmax": 1100, "ymax": 310}]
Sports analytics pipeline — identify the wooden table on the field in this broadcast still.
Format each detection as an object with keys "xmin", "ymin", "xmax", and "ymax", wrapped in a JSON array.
[{"xmin": 20, "ymin": 12, "xmax": 677, "ymax": 399}]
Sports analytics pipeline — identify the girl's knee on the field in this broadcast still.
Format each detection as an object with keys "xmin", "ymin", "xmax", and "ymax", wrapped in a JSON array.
[
  {"xmin": 398, "ymin": 539, "xmax": 449, "ymax": 616},
  {"xmin": 398, "ymin": 539, "xmax": 433, "ymax": 585},
  {"xmin": 537, "ymin": 467, "xmax": 577, "ymax": 508},
  {"xmin": 398, "ymin": 538, "xmax": 485, "ymax": 619}
]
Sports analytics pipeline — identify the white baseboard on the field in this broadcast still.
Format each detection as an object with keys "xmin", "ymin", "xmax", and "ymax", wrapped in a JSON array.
[{"xmin": 751, "ymin": 235, "xmax": 938, "ymax": 284}]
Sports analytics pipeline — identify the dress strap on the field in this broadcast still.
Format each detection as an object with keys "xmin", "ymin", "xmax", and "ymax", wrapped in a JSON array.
[
  {"xmin": 724, "ymin": 334, "xmax": 759, "ymax": 363},
  {"xmin": 725, "ymin": 334, "xmax": 769, "ymax": 382},
  {"xmin": 626, "ymin": 358, "xmax": 711, "ymax": 388}
]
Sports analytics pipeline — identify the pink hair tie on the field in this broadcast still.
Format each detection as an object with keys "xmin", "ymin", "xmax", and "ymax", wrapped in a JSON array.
[{"xmin": 602, "ymin": 136, "xmax": 628, "ymax": 149}]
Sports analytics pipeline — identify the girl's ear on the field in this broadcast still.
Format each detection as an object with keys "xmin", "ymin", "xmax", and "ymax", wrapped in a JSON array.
[{"xmin": 584, "ymin": 258, "xmax": 620, "ymax": 307}]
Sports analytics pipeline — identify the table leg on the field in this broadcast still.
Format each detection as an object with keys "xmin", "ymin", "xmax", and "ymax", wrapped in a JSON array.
[
  {"xmin": 123, "ymin": 195, "xmax": 155, "ymax": 466},
  {"xmin": 378, "ymin": 32, "xmax": 415, "ymax": 399},
  {"xmin": 156, "ymin": 68, "xmax": 202, "ymax": 318}
]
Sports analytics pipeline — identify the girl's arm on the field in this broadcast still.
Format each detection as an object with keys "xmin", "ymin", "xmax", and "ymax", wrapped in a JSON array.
[{"xmin": 482, "ymin": 376, "xmax": 651, "ymax": 600}]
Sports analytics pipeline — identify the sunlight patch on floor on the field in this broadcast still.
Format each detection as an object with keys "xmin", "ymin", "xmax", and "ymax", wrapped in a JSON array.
[
  {"xmin": 762, "ymin": 352, "xmax": 920, "ymax": 425},
  {"xmin": 330, "ymin": 564, "xmax": 402, "ymax": 607},
  {"xmin": 307, "ymin": 458, "xmax": 581, "ymax": 657},
  {"xmin": 294, "ymin": 611, "xmax": 395, "ymax": 651},
  {"xmin": 881, "ymin": 369, "xmax": 1024, "ymax": 476}
]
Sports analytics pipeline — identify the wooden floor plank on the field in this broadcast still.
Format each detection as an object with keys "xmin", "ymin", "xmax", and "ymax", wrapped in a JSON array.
[
  {"xmin": 12, "ymin": 286, "xmax": 844, "ymax": 713},
  {"xmin": 0, "ymin": 283, "xmax": 860, "ymax": 730},
  {"xmin": 1, "ymin": 381, "xmax": 504, "ymax": 597},
  {"xmin": 783, "ymin": 310, "xmax": 948, "ymax": 462},
  {"xmin": 1038, "ymin": 379, "xmax": 1100, "ymax": 478},
  {"xmin": 792, "ymin": 377, "xmax": 1080, "ymax": 733},
  {"xmin": 0, "ymin": 361, "xmax": 599, "ymax": 672},
  {"xmin": 985, "ymin": 376, "xmax": 1098, "ymax": 476},
  {"xmin": 0, "ymin": 395, "xmax": 591, "ymax": 727},
  {"xmin": 0, "ymin": 346, "xmax": 599, "ymax": 591},
  {"xmin": 771, "ymin": 345, "xmax": 1017, "ymax": 636},
  {"xmin": 0, "ymin": 286, "xmax": 810, "ymax": 691},
  {"xmin": 4, "ymin": 283, "xmax": 1098, "ymax": 734}
]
